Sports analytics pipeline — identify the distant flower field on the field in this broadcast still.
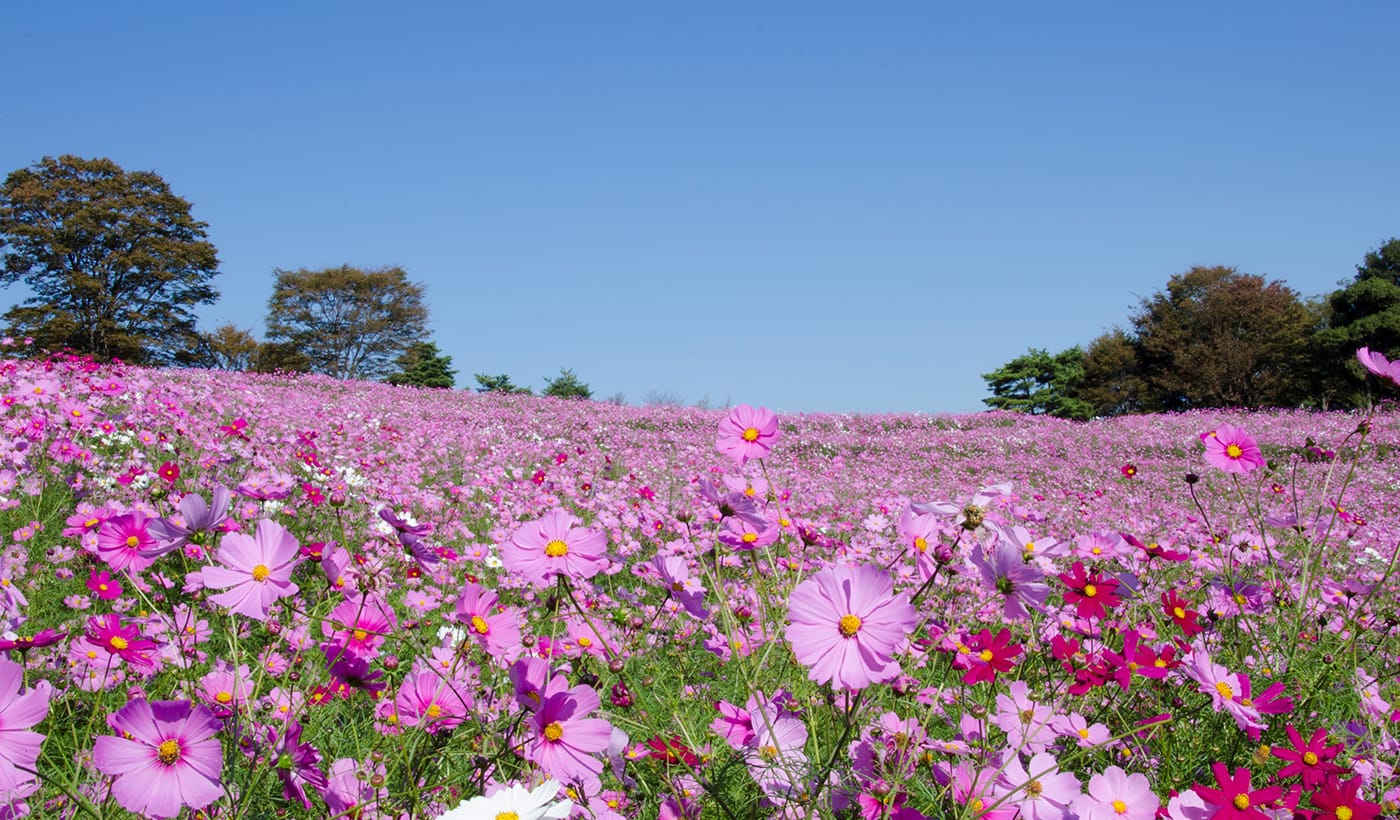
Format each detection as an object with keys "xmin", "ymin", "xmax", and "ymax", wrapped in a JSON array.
[{"xmin": 0, "ymin": 354, "xmax": 1396, "ymax": 818}]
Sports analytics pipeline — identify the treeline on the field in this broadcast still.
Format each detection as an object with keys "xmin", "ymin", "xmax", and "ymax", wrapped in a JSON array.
[
  {"xmin": 983, "ymin": 246, "xmax": 1400, "ymax": 418},
  {"xmin": 0, "ymin": 155, "xmax": 592, "ymax": 397}
]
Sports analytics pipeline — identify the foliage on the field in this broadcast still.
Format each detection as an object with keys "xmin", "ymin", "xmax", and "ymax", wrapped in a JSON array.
[
  {"xmin": 194, "ymin": 323, "xmax": 261, "ymax": 371},
  {"xmin": 0, "ymin": 155, "xmax": 220, "ymax": 364},
  {"xmin": 541, "ymin": 367, "xmax": 593, "ymax": 400},
  {"xmin": 1132, "ymin": 266, "xmax": 1314, "ymax": 410},
  {"xmin": 264, "ymin": 265, "xmax": 428, "ymax": 381},
  {"xmin": 251, "ymin": 341, "xmax": 312, "ymax": 373},
  {"xmin": 1079, "ymin": 328, "xmax": 1150, "ymax": 416},
  {"xmin": 982, "ymin": 346, "xmax": 1093, "ymax": 419},
  {"xmin": 1313, "ymin": 238, "xmax": 1400, "ymax": 404},
  {"xmin": 386, "ymin": 341, "xmax": 457, "ymax": 389},
  {"xmin": 474, "ymin": 372, "xmax": 532, "ymax": 394}
]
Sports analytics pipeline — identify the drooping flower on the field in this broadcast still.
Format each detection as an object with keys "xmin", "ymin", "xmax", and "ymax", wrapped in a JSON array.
[
  {"xmin": 439, "ymin": 779, "xmax": 573, "ymax": 820},
  {"xmin": 502, "ymin": 509, "xmax": 608, "ymax": 586},
  {"xmin": 715, "ymin": 404, "xmax": 781, "ymax": 464},
  {"xmin": 785, "ymin": 563, "xmax": 917, "ymax": 691},
  {"xmin": 146, "ymin": 486, "xmax": 232, "ymax": 558},
  {"xmin": 201, "ymin": 519, "xmax": 301, "ymax": 620},
  {"xmin": 1357, "ymin": 346, "xmax": 1400, "ymax": 386},
  {"xmin": 267, "ymin": 720, "xmax": 327, "ymax": 809},
  {"xmin": 92, "ymin": 699, "xmax": 224, "ymax": 819},
  {"xmin": 1201, "ymin": 425, "xmax": 1265, "ymax": 474},
  {"xmin": 0, "ymin": 657, "xmax": 50, "ymax": 795},
  {"xmin": 969, "ymin": 535, "xmax": 1049, "ymax": 620}
]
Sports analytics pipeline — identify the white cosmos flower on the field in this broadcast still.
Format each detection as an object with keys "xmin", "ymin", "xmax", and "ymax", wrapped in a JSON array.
[{"xmin": 437, "ymin": 779, "xmax": 572, "ymax": 819}]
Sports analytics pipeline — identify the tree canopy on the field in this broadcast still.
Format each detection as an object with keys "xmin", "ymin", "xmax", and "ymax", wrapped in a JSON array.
[
  {"xmin": 387, "ymin": 341, "xmax": 456, "ymax": 389},
  {"xmin": 474, "ymin": 373, "xmax": 531, "ymax": 394},
  {"xmin": 264, "ymin": 265, "xmax": 428, "ymax": 381},
  {"xmin": 542, "ymin": 367, "xmax": 593, "ymax": 400},
  {"xmin": 982, "ymin": 347, "xmax": 1092, "ymax": 419},
  {"xmin": 0, "ymin": 155, "xmax": 220, "ymax": 363}
]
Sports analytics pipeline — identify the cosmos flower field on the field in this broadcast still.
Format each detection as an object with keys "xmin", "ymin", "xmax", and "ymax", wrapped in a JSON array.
[{"xmin": 0, "ymin": 354, "xmax": 1397, "ymax": 819}]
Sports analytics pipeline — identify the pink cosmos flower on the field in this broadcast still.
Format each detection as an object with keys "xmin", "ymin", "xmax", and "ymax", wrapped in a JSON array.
[
  {"xmin": 201, "ymin": 519, "xmax": 301, "ymax": 620},
  {"xmin": 86, "ymin": 613, "xmax": 158, "ymax": 669},
  {"xmin": 502, "ymin": 509, "xmax": 607, "ymax": 587},
  {"xmin": 395, "ymin": 667, "xmax": 471, "ymax": 734},
  {"xmin": 528, "ymin": 683, "xmax": 613, "ymax": 784},
  {"xmin": 785, "ymin": 563, "xmax": 917, "ymax": 691},
  {"xmin": 1201, "ymin": 425, "xmax": 1265, "ymax": 474},
  {"xmin": 1074, "ymin": 765, "xmax": 1159, "ymax": 820},
  {"xmin": 0, "ymin": 658, "xmax": 49, "ymax": 795},
  {"xmin": 455, "ymin": 583, "xmax": 522, "ymax": 660},
  {"xmin": 92, "ymin": 699, "xmax": 224, "ymax": 819},
  {"xmin": 715, "ymin": 404, "xmax": 781, "ymax": 465},
  {"xmin": 1357, "ymin": 346, "xmax": 1400, "ymax": 386},
  {"xmin": 96, "ymin": 511, "xmax": 157, "ymax": 573}
]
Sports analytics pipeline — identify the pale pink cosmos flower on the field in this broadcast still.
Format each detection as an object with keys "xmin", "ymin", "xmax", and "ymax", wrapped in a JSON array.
[
  {"xmin": 1357, "ymin": 346, "xmax": 1400, "ymax": 385},
  {"xmin": 1200, "ymin": 424, "xmax": 1265, "ymax": 474},
  {"xmin": 202, "ymin": 519, "xmax": 300, "ymax": 620},
  {"xmin": 785, "ymin": 563, "xmax": 917, "ymax": 691},
  {"xmin": 1002, "ymin": 751, "xmax": 1082, "ymax": 820},
  {"xmin": 1074, "ymin": 765, "xmax": 1159, "ymax": 820},
  {"xmin": 502, "ymin": 509, "xmax": 607, "ymax": 587},
  {"xmin": 0, "ymin": 658, "xmax": 49, "ymax": 795},
  {"xmin": 715, "ymin": 404, "xmax": 781, "ymax": 464},
  {"xmin": 92, "ymin": 699, "xmax": 224, "ymax": 819}
]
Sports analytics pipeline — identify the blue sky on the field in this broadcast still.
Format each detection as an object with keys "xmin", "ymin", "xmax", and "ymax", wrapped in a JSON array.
[{"xmin": 4, "ymin": 3, "xmax": 1398, "ymax": 413}]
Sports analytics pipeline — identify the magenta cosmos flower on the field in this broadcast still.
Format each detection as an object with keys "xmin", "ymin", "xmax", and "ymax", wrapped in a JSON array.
[
  {"xmin": 715, "ymin": 404, "xmax": 781, "ymax": 465},
  {"xmin": 92, "ymin": 699, "xmax": 224, "ymax": 819},
  {"xmin": 1201, "ymin": 425, "xmax": 1265, "ymax": 474},
  {"xmin": 502, "ymin": 509, "xmax": 607, "ymax": 587},
  {"xmin": 785, "ymin": 563, "xmax": 917, "ymax": 691},
  {"xmin": 96, "ymin": 511, "xmax": 157, "ymax": 573},
  {"xmin": 202, "ymin": 519, "xmax": 301, "ymax": 619}
]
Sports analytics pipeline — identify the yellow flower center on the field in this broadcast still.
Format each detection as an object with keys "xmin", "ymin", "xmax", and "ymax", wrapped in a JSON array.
[
  {"xmin": 1083, "ymin": 584, "xmax": 1097, "ymax": 597},
  {"xmin": 1173, "ymin": 606, "xmax": 1186, "ymax": 618},
  {"xmin": 1336, "ymin": 807, "xmax": 1354, "ymax": 820},
  {"xmin": 251, "ymin": 564, "xmax": 270, "ymax": 582},
  {"xmin": 1234, "ymin": 593, "xmax": 1247, "ymax": 605},
  {"xmin": 1077, "ymin": 728, "xmax": 1090, "ymax": 739},
  {"xmin": 426, "ymin": 704, "xmax": 441, "ymax": 718},
  {"xmin": 544, "ymin": 722, "xmax": 564, "ymax": 742},
  {"xmin": 1303, "ymin": 751, "xmax": 1318, "ymax": 765},
  {"xmin": 158, "ymin": 739, "xmax": 180, "ymax": 764},
  {"xmin": 1233, "ymin": 794, "xmax": 1250, "ymax": 810},
  {"xmin": 85, "ymin": 518, "xmax": 99, "ymax": 528},
  {"xmin": 838, "ymin": 614, "xmax": 862, "ymax": 637},
  {"xmin": 216, "ymin": 691, "xmax": 233, "ymax": 704},
  {"xmin": 742, "ymin": 532, "xmax": 758, "ymax": 543},
  {"xmin": 578, "ymin": 637, "xmax": 592, "ymax": 647},
  {"xmin": 496, "ymin": 813, "xmax": 520, "ymax": 820},
  {"xmin": 109, "ymin": 636, "xmax": 128, "ymax": 651},
  {"xmin": 544, "ymin": 539, "xmax": 569, "ymax": 557},
  {"xmin": 353, "ymin": 629, "xmax": 369, "ymax": 641},
  {"xmin": 125, "ymin": 535, "xmax": 139, "ymax": 548},
  {"xmin": 1112, "ymin": 799, "xmax": 1128, "ymax": 814},
  {"xmin": 760, "ymin": 744, "xmax": 779, "ymax": 761},
  {"xmin": 1226, "ymin": 444, "xmax": 1243, "ymax": 458},
  {"xmin": 914, "ymin": 537, "xmax": 928, "ymax": 551},
  {"xmin": 1216, "ymin": 681, "xmax": 1234, "ymax": 700},
  {"xmin": 978, "ymin": 649, "xmax": 994, "ymax": 662},
  {"xmin": 1026, "ymin": 780, "xmax": 1043, "ymax": 797},
  {"xmin": 742, "ymin": 427, "xmax": 760, "ymax": 442},
  {"xmin": 470, "ymin": 615, "xmax": 490, "ymax": 634}
]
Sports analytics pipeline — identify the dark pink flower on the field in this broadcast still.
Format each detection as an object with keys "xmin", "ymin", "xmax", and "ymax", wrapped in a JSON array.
[
  {"xmin": 96, "ymin": 511, "xmax": 157, "ymax": 573},
  {"xmin": 92, "ymin": 699, "xmax": 224, "ymax": 818},
  {"xmin": 1192, "ymin": 763, "xmax": 1282, "ymax": 820}
]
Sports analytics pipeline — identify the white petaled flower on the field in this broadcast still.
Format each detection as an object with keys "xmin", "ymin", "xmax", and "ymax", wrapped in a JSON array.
[{"xmin": 437, "ymin": 779, "xmax": 572, "ymax": 820}]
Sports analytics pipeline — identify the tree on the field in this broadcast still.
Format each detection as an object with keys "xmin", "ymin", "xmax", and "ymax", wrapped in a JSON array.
[
  {"xmin": 0, "ymin": 155, "xmax": 220, "ymax": 363},
  {"xmin": 386, "ymin": 341, "xmax": 456, "ymax": 388},
  {"xmin": 197, "ymin": 323, "xmax": 260, "ymax": 371},
  {"xmin": 251, "ymin": 342, "xmax": 312, "ymax": 374},
  {"xmin": 982, "ymin": 347, "xmax": 1093, "ymax": 419},
  {"xmin": 1132, "ymin": 266, "xmax": 1314, "ymax": 409},
  {"xmin": 264, "ymin": 265, "xmax": 428, "ymax": 381},
  {"xmin": 542, "ymin": 367, "xmax": 593, "ymax": 400},
  {"xmin": 474, "ymin": 373, "xmax": 532, "ymax": 394},
  {"xmin": 1311, "ymin": 238, "xmax": 1400, "ymax": 405},
  {"xmin": 1078, "ymin": 329, "xmax": 1149, "ymax": 416}
]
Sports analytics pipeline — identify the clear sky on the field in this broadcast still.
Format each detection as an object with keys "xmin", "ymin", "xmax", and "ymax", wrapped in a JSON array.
[{"xmin": 4, "ymin": 3, "xmax": 1398, "ymax": 414}]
